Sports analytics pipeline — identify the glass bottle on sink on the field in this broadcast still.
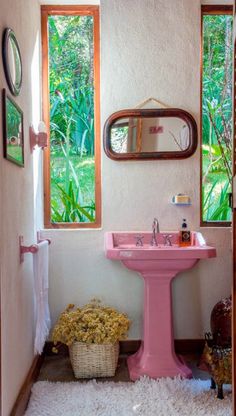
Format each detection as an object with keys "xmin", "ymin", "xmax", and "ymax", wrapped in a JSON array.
[{"xmin": 179, "ymin": 219, "xmax": 191, "ymax": 247}]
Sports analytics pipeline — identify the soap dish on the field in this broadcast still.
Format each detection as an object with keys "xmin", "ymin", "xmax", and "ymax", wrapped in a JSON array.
[{"xmin": 171, "ymin": 194, "xmax": 191, "ymax": 206}]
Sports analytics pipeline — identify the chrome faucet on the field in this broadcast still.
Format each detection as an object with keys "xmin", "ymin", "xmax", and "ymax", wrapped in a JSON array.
[{"xmin": 150, "ymin": 217, "xmax": 160, "ymax": 246}]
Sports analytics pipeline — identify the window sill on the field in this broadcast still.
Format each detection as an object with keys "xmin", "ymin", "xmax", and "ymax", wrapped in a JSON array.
[
  {"xmin": 42, "ymin": 227, "xmax": 102, "ymax": 232},
  {"xmin": 200, "ymin": 222, "xmax": 231, "ymax": 228}
]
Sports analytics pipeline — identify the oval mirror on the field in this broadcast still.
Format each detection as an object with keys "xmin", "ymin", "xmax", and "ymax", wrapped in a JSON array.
[
  {"xmin": 103, "ymin": 109, "xmax": 198, "ymax": 160},
  {"xmin": 2, "ymin": 28, "xmax": 22, "ymax": 96}
]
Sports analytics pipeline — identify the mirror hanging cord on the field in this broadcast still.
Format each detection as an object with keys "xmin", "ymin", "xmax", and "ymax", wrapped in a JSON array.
[{"xmin": 135, "ymin": 97, "xmax": 169, "ymax": 109}]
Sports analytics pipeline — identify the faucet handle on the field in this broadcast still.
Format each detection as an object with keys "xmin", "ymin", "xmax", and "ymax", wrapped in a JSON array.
[
  {"xmin": 134, "ymin": 234, "xmax": 144, "ymax": 247},
  {"xmin": 163, "ymin": 234, "xmax": 173, "ymax": 246}
]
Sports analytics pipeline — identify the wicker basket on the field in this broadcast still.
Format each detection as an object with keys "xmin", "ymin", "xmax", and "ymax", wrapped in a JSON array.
[{"xmin": 69, "ymin": 342, "xmax": 119, "ymax": 378}]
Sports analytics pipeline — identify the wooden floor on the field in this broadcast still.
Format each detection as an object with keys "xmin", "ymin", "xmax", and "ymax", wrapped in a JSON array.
[{"xmin": 37, "ymin": 354, "xmax": 210, "ymax": 383}]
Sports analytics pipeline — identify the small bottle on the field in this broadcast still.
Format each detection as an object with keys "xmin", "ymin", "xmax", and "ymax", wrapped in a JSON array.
[{"xmin": 179, "ymin": 219, "xmax": 191, "ymax": 247}]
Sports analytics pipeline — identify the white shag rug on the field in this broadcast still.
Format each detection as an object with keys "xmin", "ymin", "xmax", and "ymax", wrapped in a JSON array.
[{"xmin": 25, "ymin": 377, "xmax": 232, "ymax": 416}]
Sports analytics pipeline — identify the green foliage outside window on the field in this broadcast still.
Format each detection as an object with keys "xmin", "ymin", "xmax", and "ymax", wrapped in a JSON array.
[
  {"xmin": 202, "ymin": 14, "xmax": 233, "ymax": 222},
  {"xmin": 48, "ymin": 15, "xmax": 95, "ymax": 223}
]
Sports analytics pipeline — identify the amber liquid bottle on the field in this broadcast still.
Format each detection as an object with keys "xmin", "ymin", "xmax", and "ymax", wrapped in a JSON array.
[{"xmin": 179, "ymin": 219, "xmax": 191, "ymax": 247}]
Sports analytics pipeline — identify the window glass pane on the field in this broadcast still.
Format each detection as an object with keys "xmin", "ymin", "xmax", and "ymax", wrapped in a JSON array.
[
  {"xmin": 48, "ymin": 15, "xmax": 95, "ymax": 223},
  {"xmin": 202, "ymin": 14, "xmax": 233, "ymax": 223}
]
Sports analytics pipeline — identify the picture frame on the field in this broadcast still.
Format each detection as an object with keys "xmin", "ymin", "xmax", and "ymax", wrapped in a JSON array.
[{"xmin": 2, "ymin": 89, "xmax": 24, "ymax": 167}]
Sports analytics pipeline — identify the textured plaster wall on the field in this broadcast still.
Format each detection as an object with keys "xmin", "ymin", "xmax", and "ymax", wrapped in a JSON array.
[
  {"xmin": 0, "ymin": 0, "xmax": 231, "ymax": 414},
  {"xmin": 41, "ymin": 0, "xmax": 232, "ymax": 345},
  {"xmin": 0, "ymin": 0, "xmax": 41, "ymax": 414}
]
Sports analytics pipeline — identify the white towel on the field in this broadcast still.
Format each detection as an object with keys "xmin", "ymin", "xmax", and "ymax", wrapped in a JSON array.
[{"xmin": 33, "ymin": 240, "xmax": 51, "ymax": 355}]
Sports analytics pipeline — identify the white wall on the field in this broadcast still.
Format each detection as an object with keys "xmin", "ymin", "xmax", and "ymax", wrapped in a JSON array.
[
  {"xmin": 39, "ymin": 0, "xmax": 100, "ymax": 4},
  {"xmin": 0, "ymin": 1, "xmax": 41, "ymax": 414},
  {"xmin": 202, "ymin": 0, "xmax": 232, "ymax": 4},
  {"xmin": 0, "ymin": 0, "xmax": 232, "ymax": 414},
  {"xmin": 41, "ymin": 0, "xmax": 232, "ymax": 344}
]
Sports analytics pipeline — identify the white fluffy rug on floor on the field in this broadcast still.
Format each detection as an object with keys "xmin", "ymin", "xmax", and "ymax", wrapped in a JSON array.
[{"xmin": 25, "ymin": 377, "xmax": 232, "ymax": 416}]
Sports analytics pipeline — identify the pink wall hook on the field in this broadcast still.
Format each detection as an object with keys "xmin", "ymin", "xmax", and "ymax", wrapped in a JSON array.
[
  {"xmin": 19, "ymin": 234, "xmax": 51, "ymax": 263},
  {"xmin": 30, "ymin": 121, "xmax": 48, "ymax": 152},
  {"xmin": 19, "ymin": 236, "xmax": 38, "ymax": 263}
]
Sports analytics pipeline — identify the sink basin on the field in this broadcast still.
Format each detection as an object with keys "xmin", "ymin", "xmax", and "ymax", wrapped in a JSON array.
[
  {"xmin": 105, "ymin": 231, "xmax": 216, "ymax": 261},
  {"xmin": 104, "ymin": 231, "xmax": 216, "ymax": 381}
]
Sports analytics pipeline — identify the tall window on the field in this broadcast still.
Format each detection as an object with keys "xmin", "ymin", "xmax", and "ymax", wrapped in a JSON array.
[
  {"xmin": 41, "ymin": 6, "xmax": 101, "ymax": 228},
  {"xmin": 201, "ymin": 6, "xmax": 233, "ymax": 225}
]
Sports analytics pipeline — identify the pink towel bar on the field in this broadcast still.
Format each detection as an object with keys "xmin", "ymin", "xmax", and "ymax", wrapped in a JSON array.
[
  {"xmin": 19, "ymin": 235, "xmax": 51, "ymax": 263},
  {"xmin": 37, "ymin": 231, "xmax": 51, "ymax": 246}
]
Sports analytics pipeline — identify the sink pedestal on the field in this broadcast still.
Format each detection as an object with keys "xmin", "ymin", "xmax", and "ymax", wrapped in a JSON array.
[
  {"xmin": 125, "ymin": 263, "xmax": 197, "ymax": 380},
  {"xmin": 104, "ymin": 231, "xmax": 217, "ymax": 381}
]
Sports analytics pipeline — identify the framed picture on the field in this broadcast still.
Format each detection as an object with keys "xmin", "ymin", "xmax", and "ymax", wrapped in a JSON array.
[{"xmin": 2, "ymin": 89, "xmax": 24, "ymax": 166}]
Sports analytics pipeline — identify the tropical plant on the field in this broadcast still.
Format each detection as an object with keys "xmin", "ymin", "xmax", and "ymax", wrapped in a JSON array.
[
  {"xmin": 203, "ymin": 180, "xmax": 231, "ymax": 221},
  {"xmin": 202, "ymin": 13, "xmax": 233, "ymax": 222},
  {"xmin": 48, "ymin": 14, "xmax": 96, "ymax": 222},
  {"xmin": 51, "ymin": 181, "xmax": 95, "ymax": 223}
]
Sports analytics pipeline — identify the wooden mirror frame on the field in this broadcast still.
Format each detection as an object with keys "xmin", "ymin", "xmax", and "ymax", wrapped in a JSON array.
[
  {"xmin": 2, "ymin": 28, "xmax": 22, "ymax": 96},
  {"xmin": 103, "ymin": 108, "xmax": 198, "ymax": 161}
]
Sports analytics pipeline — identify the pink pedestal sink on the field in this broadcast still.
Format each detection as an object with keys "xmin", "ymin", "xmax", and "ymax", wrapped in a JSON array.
[{"xmin": 105, "ymin": 231, "xmax": 216, "ymax": 381}]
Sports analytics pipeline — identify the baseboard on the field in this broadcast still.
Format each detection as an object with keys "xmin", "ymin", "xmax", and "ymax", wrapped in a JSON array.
[
  {"xmin": 119, "ymin": 339, "xmax": 205, "ymax": 355},
  {"xmin": 10, "ymin": 354, "xmax": 44, "ymax": 416},
  {"xmin": 44, "ymin": 341, "xmax": 69, "ymax": 356},
  {"xmin": 174, "ymin": 339, "xmax": 205, "ymax": 355},
  {"xmin": 44, "ymin": 339, "xmax": 205, "ymax": 357}
]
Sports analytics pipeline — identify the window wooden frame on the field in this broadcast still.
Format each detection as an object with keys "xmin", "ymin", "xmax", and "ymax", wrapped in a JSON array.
[
  {"xmin": 200, "ymin": 5, "xmax": 233, "ymax": 227},
  {"xmin": 41, "ymin": 5, "xmax": 101, "ymax": 228},
  {"xmin": 233, "ymin": 1, "xmax": 236, "ymax": 409}
]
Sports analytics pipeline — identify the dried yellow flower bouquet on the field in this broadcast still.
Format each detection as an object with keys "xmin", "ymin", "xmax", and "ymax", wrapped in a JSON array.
[{"xmin": 52, "ymin": 299, "xmax": 130, "ymax": 352}]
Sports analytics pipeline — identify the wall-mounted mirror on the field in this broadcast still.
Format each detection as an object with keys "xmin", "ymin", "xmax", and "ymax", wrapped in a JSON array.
[
  {"xmin": 2, "ymin": 28, "xmax": 22, "ymax": 96},
  {"xmin": 103, "ymin": 109, "xmax": 198, "ymax": 160}
]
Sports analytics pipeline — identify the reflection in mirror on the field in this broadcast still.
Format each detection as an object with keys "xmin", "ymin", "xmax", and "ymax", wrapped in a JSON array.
[
  {"xmin": 104, "ymin": 109, "xmax": 198, "ymax": 160},
  {"xmin": 2, "ymin": 28, "xmax": 22, "ymax": 96},
  {"xmin": 111, "ymin": 117, "xmax": 190, "ymax": 153},
  {"xmin": 8, "ymin": 35, "xmax": 21, "ymax": 88}
]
